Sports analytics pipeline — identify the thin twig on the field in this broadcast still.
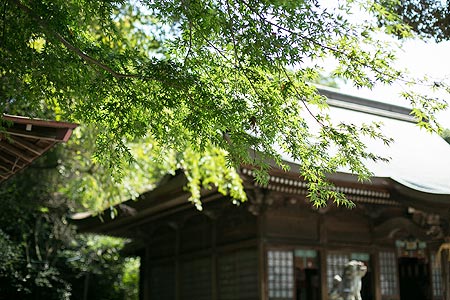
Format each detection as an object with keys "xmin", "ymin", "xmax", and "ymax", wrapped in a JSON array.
[
  {"xmin": 192, "ymin": 23, "xmax": 232, "ymax": 62},
  {"xmin": 281, "ymin": 67, "xmax": 326, "ymax": 127}
]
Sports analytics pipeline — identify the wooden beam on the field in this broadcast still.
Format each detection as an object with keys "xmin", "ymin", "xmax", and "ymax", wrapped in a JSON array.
[
  {"xmin": 3, "ymin": 114, "xmax": 78, "ymax": 129},
  {"xmin": 373, "ymin": 251, "xmax": 382, "ymax": 300},
  {"xmin": 320, "ymin": 249, "xmax": 328, "ymax": 299},
  {"xmin": 0, "ymin": 141, "xmax": 33, "ymax": 163},
  {"xmin": 6, "ymin": 123, "xmax": 73, "ymax": 142},
  {"xmin": 6, "ymin": 128, "xmax": 58, "ymax": 141},
  {"xmin": 0, "ymin": 161, "xmax": 11, "ymax": 172},
  {"xmin": 8, "ymin": 135, "xmax": 44, "ymax": 156},
  {"xmin": 0, "ymin": 150, "xmax": 24, "ymax": 168}
]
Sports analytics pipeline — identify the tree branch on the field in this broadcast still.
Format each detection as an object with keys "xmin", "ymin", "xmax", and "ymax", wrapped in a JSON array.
[
  {"xmin": 280, "ymin": 67, "xmax": 326, "ymax": 127},
  {"xmin": 10, "ymin": 0, "xmax": 138, "ymax": 79},
  {"xmin": 238, "ymin": 0, "xmax": 400, "ymax": 84}
]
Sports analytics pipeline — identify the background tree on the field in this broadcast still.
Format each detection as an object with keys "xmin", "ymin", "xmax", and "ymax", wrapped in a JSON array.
[
  {"xmin": 0, "ymin": 146, "xmax": 139, "ymax": 299},
  {"xmin": 376, "ymin": 0, "xmax": 450, "ymax": 42}
]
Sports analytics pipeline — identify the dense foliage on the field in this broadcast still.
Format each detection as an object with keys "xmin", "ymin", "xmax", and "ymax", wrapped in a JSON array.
[{"xmin": 3, "ymin": 0, "xmax": 449, "ymax": 208}]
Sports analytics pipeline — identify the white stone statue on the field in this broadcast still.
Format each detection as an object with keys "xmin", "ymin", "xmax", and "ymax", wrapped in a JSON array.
[{"xmin": 329, "ymin": 260, "xmax": 367, "ymax": 300}]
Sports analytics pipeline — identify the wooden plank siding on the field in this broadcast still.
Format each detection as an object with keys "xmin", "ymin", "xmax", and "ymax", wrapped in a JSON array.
[{"xmin": 134, "ymin": 200, "xmax": 260, "ymax": 300}]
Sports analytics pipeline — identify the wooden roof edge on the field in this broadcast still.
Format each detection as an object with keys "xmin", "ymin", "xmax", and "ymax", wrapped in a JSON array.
[
  {"xmin": 0, "ymin": 115, "xmax": 78, "ymax": 184},
  {"xmin": 73, "ymin": 163, "xmax": 450, "ymax": 235},
  {"xmin": 71, "ymin": 172, "xmax": 190, "ymax": 233},
  {"xmin": 3, "ymin": 114, "xmax": 79, "ymax": 129},
  {"xmin": 3, "ymin": 114, "xmax": 78, "ymax": 142},
  {"xmin": 73, "ymin": 166, "xmax": 390, "ymax": 234},
  {"xmin": 389, "ymin": 180, "xmax": 450, "ymax": 213}
]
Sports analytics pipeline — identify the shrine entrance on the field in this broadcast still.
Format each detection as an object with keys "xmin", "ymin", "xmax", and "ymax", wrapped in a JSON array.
[
  {"xmin": 398, "ymin": 257, "xmax": 431, "ymax": 300},
  {"xmin": 295, "ymin": 267, "xmax": 320, "ymax": 300},
  {"xmin": 294, "ymin": 249, "xmax": 320, "ymax": 300}
]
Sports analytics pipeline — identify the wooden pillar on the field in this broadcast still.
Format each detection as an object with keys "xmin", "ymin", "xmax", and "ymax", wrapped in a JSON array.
[
  {"xmin": 211, "ymin": 216, "xmax": 218, "ymax": 300},
  {"xmin": 442, "ymin": 249, "xmax": 450, "ymax": 300},
  {"xmin": 143, "ymin": 246, "xmax": 150, "ymax": 300},
  {"xmin": 320, "ymin": 249, "xmax": 328, "ymax": 300},
  {"xmin": 373, "ymin": 250, "xmax": 382, "ymax": 300},
  {"xmin": 318, "ymin": 214, "xmax": 328, "ymax": 300},
  {"xmin": 258, "ymin": 213, "xmax": 267, "ymax": 300},
  {"xmin": 318, "ymin": 213, "xmax": 327, "ymax": 245},
  {"xmin": 175, "ymin": 225, "xmax": 180, "ymax": 300}
]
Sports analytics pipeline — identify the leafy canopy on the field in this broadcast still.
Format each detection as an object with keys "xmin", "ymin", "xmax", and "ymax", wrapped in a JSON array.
[{"xmin": 1, "ymin": 0, "xmax": 448, "ymax": 208}]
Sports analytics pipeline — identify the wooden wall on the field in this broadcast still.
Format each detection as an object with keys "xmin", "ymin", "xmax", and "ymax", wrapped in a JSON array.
[{"xmin": 139, "ymin": 199, "xmax": 260, "ymax": 300}]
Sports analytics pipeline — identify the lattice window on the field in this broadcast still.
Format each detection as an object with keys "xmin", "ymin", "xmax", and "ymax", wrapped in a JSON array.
[
  {"xmin": 267, "ymin": 250, "xmax": 294, "ymax": 300},
  {"xmin": 431, "ymin": 253, "xmax": 443, "ymax": 299},
  {"xmin": 379, "ymin": 251, "xmax": 398, "ymax": 296},
  {"xmin": 326, "ymin": 253, "xmax": 350, "ymax": 289}
]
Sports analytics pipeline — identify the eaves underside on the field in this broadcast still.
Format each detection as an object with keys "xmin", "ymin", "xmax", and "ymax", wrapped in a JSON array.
[{"xmin": 0, "ymin": 114, "xmax": 77, "ymax": 183}]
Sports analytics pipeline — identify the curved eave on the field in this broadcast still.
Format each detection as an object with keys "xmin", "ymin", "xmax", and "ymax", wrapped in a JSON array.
[
  {"xmin": 329, "ymin": 173, "xmax": 450, "ymax": 212},
  {"xmin": 318, "ymin": 168, "xmax": 450, "ymax": 210},
  {"xmin": 388, "ymin": 178, "xmax": 450, "ymax": 211},
  {"xmin": 325, "ymin": 172, "xmax": 450, "ymax": 212}
]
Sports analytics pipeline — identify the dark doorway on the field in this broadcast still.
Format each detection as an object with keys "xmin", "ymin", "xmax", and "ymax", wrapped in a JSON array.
[
  {"xmin": 295, "ymin": 267, "xmax": 320, "ymax": 300},
  {"xmin": 398, "ymin": 257, "xmax": 431, "ymax": 300},
  {"xmin": 361, "ymin": 265, "xmax": 374, "ymax": 300}
]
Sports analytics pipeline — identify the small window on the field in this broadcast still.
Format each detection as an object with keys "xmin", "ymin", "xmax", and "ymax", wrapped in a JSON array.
[
  {"xmin": 431, "ymin": 253, "xmax": 443, "ymax": 299},
  {"xmin": 379, "ymin": 251, "xmax": 398, "ymax": 297},
  {"xmin": 267, "ymin": 250, "xmax": 294, "ymax": 300}
]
